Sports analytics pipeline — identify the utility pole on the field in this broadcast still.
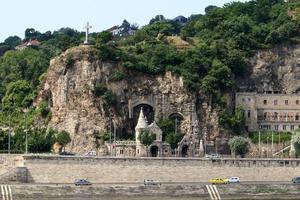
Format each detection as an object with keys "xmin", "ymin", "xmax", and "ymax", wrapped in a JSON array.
[
  {"xmin": 24, "ymin": 110, "xmax": 28, "ymax": 154},
  {"xmin": 279, "ymin": 131, "xmax": 281, "ymax": 158},
  {"xmin": 109, "ymin": 116, "xmax": 112, "ymax": 156},
  {"xmin": 271, "ymin": 132, "xmax": 274, "ymax": 157},
  {"xmin": 113, "ymin": 120, "xmax": 117, "ymax": 157},
  {"xmin": 258, "ymin": 131, "xmax": 261, "ymax": 158},
  {"xmin": 8, "ymin": 113, "xmax": 11, "ymax": 154},
  {"xmin": 175, "ymin": 117, "xmax": 177, "ymax": 135},
  {"xmin": 267, "ymin": 136, "xmax": 269, "ymax": 158}
]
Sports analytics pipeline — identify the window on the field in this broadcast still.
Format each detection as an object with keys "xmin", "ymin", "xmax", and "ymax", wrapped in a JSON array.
[
  {"xmin": 291, "ymin": 125, "xmax": 295, "ymax": 130},
  {"xmin": 275, "ymin": 125, "xmax": 279, "ymax": 130},
  {"xmin": 263, "ymin": 125, "xmax": 271, "ymax": 129},
  {"xmin": 248, "ymin": 98, "xmax": 251, "ymax": 102},
  {"xmin": 285, "ymin": 100, "xmax": 289, "ymax": 105},
  {"xmin": 259, "ymin": 125, "xmax": 263, "ymax": 129},
  {"xmin": 263, "ymin": 100, "xmax": 267, "ymax": 105},
  {"xmin": 283, "ymin": 125, "xmax": 287, "ymax": 130},
  {"xmin": 296, "ymin": 114, "xmax": 300, "ymax": 121},
  {"xmin": 274, "ymin": 112, "xmax": 278, "ymax": 120},
  {"xmin": 247, "ymin": 110, "xmax": 251, "ymax": 118},
  {"xmin": 297, "ymin": 100, "xmax": 299, "ymax": 105},
  {"xmin": 264, "ymin": 112, "xmax": 267, "ymax": 120},
  {"xmin": 242, "ymin": 98, "xmax": 245, "ymax": 102},
  {"xmin": 274, "ymin": 100, "xmax": 278, "ymax": 105},
  {"xmin": 120, "ymin": 149, "xmax": 124, "ymax": 154}
]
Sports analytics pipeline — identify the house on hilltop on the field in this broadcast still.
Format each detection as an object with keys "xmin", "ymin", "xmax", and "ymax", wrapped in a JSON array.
[{"xmin": 15, "ymin": 39, "xmax": 40, "ymax": 50}]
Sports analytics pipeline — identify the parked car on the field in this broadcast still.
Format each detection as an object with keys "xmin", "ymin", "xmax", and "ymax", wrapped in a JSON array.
[
  {"xmin": 59, "ymin": 151, "xmax": 75, "ymax": 156},
  {"xmin": 209, "ymin": 178, "xmax": 228, "ymax": 184},
  {"xmin": 84, "ymin": 151, "xmax": 97, "ymax": 156},
  {"xmin": 225, "ymin": 177, "xmax": 240, "ymax": 183},
  {"xmin": 205, "ymin": 154, "xmax": 221, "ymax": 159},
  {"xmin": 144, "ymin": 179, "xmax": 161, "ymax": 186},
  {"xmin": 74, "ymin": 179, "xmax": 92, "ymax": 186},
  {"xmin": 292, "ymin": 176, "xmax": 300, "ymax": 184}
]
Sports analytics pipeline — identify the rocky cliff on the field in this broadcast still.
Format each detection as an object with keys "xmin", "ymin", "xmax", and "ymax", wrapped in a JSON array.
[
  {"xmin": 37, "ymin": 41, "xmax": 300, "ymax": 154},
  {"xmin": 37, "ymin": 45, "xmax": 220, "ymax": 154},
  {"xmin": 238, "ymin": 42, "xmax": 300, "ymax": 94}
]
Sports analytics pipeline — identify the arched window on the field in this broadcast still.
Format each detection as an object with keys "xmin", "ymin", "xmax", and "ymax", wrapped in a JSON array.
[
  {"xmin": 296, "ymin": 113, "xmax": 300, "ymax": 121},
  {"xmin": 264, "ymin": 112, "xmax": 267, "ymax": 120},
  {"xmin": 274, "ymin": 112, "xmax": 278, "ymax": 121}
]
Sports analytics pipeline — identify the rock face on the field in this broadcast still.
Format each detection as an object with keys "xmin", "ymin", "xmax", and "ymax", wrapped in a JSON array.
[
  {"xmin": 37, "ymin": 45, "xmax": 220, "ymax": 154},
  {"xmin": 37, "ymin": 42, "xmax": 300, "ymax": 154},
  {"xmin": 238, "ymin": 43, "xmax": 300, "ymax": 94}
]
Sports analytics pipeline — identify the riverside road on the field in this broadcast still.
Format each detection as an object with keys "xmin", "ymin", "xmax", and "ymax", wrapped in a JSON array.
[{"xmin": 3, "ymin": 182, "xmax": 300, "ymax": 200}]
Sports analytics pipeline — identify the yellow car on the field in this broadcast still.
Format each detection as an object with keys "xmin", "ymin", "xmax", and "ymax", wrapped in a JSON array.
[{"xmin": 208, "ymin": 178, "xmax": 228, "ymax": 184}]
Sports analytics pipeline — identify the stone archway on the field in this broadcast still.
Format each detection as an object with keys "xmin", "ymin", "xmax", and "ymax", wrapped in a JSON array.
[
  {"xmin": 182, "ymin": 144, "xmax": 189, "ymax": 157},
  {"xmin": 169, "ymin": 113, "xmax": 184, "ymax": 133},
  {"xmin": 150, "ymin": 145, "xmax": 159, "ymax": 157}
]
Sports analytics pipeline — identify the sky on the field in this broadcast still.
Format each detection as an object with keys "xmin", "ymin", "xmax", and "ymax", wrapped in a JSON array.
[{"xmin": 0, "ymin": 0, "xmax": 246, "ymax": 42}]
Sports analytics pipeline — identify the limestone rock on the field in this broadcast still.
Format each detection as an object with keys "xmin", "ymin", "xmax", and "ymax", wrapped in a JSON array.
[{"xmin": 37, "ymin": 45, "xmax": 220, "ymax": 154}]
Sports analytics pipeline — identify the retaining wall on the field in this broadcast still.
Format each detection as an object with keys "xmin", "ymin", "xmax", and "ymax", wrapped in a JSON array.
[{"xmin": 22, "ymin": 156, "xmax": 300, "ymax": 183}]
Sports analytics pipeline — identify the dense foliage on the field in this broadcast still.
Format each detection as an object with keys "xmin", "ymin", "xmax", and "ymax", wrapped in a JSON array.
[
  {"xmin": 249, "ymin": 131, "xmax": 292, "ymax": 144},
  {"xmin": 158, "ymin": 119, "xmax": 184, "ymax": 149},
  {"xmin": 139, "ymin": 130, "xmax": 156, "ymax": 147},
  {"xmin": 228, "ymin": 136, "xmax": 250, "ymax": 157}
]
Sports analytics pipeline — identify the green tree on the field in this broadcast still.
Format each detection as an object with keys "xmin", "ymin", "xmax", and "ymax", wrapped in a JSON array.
[
  {"xmin": 157, "ymin": 119, "xmax": 175, "ymax": 141},
  {"xmin": 4, "ymin": 36, "xmax": 22, "ymax": 48},
  {"xmin": 27, "ymin": 128, "xmax": 56, "ymax": 153},
  {"xmin": 56, "ymin": 130, "xmax": 71, "ymax": 152},
  {"xmin": 2, "ymin": 80, "xmax": 34, "ymax": 109},
  {"xmin": 165, "ymin": 132, "xmax": 184, "ymax": 149},
  {"xmin": 292, "ymin": 129, "xmax": 300, "ymax": 156},
  {"xmin": 97, "ymin": 31, "xmax": 113, "ymax": 44},
  {"xmin": 228, "ymin": 136, "xmax": 250, "ymax": 157},
  {"xmin": 139, "ymin": 130, "xmax": 155, "ymax": 156},
  {"xmin": 220, "ymin": 107, "xmax": 246, "ymax": 135}
]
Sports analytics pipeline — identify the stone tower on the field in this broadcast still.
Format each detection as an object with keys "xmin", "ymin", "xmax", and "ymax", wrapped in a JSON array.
[{"xmin": 135, "ymin": 108, "xmax": 148, "ymax": 157}]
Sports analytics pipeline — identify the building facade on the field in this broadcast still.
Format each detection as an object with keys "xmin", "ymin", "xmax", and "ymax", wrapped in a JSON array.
[
  {"xmin": 236, "ymin": 92, "xmax": 300, "ymax": 132},
  {"xmin": 109, "ymin": 108, "xmax": 171, "ymax": 157}
]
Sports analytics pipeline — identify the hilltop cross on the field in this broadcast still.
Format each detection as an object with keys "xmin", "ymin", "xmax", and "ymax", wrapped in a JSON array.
[{"xmin": 84, "ymin": 22, "xmax": 92, "ymax": 44}]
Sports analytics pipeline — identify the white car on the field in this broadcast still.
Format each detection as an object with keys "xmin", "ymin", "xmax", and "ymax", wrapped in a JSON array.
[
  {"xmin": 205, "ymin": 154, "xmax": 221, "ymax": 159},
  {"xmin": 84, "ymin": 151, "xmax": 97, "ymax": 156},
  {"xmin": 226, "ymin": 177, "xmax": 240, "ymax": 183}
]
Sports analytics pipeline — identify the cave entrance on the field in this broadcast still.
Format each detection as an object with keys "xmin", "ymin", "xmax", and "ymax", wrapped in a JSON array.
[
  {"xmin": 150, "ymin": 145, "xmax": 159, "ymax": 157},
  {"xmin": 131, "ymin": 104, "xmax": 154, "ymax": 130},
  {"xmin": 182, "ymin": 145, "xmax": 189, "ymax": 157},
  {"xmin": 169, "ymin": 113, "xmax": 184, "ymax": 133}
]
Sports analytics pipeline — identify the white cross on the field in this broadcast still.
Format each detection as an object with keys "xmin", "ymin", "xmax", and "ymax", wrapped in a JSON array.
[{"xmin": 84, "ymin": 22, "xmax": 92, "ymax": 44}]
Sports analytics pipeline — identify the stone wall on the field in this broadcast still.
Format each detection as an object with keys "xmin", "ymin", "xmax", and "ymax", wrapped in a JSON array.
[{"xmin": 21, "ymin": 156, "xmax": 300, "ymax": 183}]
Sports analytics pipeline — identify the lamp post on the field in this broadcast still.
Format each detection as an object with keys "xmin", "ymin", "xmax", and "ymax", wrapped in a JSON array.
[
  {"xmin": 267, "ymin": 136, "xmax": 269, "ymax": 158},
  {"xmin": 23, "ymin": 108, "xmax": 29, "ymax": 154},
  {"xmin": 109, "ymin": 116, "xmax": 112, "ymax": 156},
  {"xmin": 8, "ymin": 113, "xmax": 11, "ymax": 154},
  {"xmin": 203, "ymin": 127, "xmax": 207, "ymax": 156}
]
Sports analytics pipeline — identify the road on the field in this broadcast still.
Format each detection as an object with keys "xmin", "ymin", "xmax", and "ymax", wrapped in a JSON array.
[{"xmin": 7, "ymin": 181, "xmax": 295, "ymax": 186}]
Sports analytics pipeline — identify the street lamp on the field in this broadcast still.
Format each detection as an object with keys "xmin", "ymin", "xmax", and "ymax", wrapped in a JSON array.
[
  {"xmin": 203, "ymin": 127, "xmax": 207, "ymax": 156},
  {"xmin": 23, "ymin": 108, "xmax": 29, "ymax": 154},
  {"xmin": 8, "ymin": 113, "xmax": 11, "ymax": 154}
]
